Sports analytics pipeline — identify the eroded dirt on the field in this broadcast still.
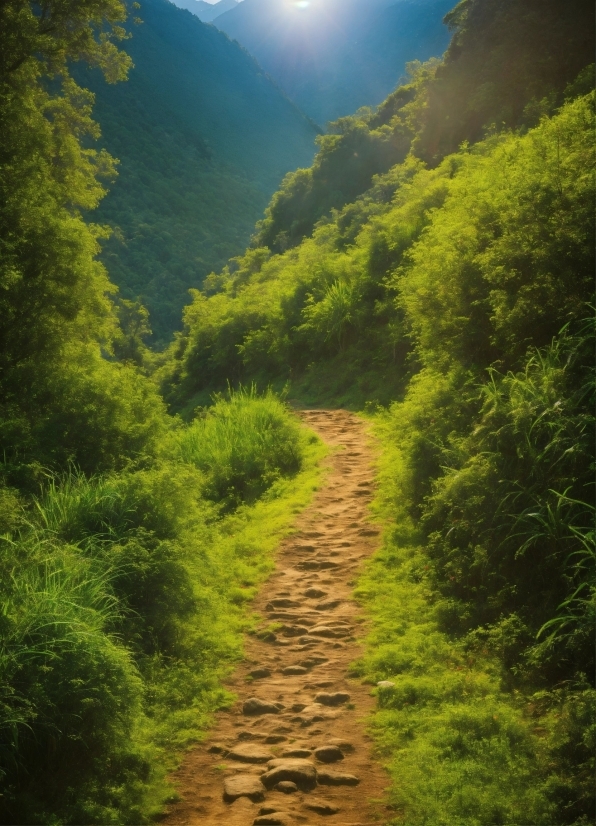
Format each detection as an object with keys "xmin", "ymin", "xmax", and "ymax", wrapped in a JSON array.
[{"xmin": 162, "ymin": 410, "xmax": 389, "ymax": 826}]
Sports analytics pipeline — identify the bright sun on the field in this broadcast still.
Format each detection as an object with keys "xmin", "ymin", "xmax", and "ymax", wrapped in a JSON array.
[{"xmin": 294, "ymin": 1, "xmax": 311, "ymax": 8}]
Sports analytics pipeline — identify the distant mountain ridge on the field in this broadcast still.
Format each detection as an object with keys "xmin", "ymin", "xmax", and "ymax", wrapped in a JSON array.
[
  {"xmin": 171, "ymin": 0, "xmax": 239, "ymax": 23},
  {"xmin": 80, "ymin": 0, "xmax": 317, "ymax": 342},
  {"xmin": 213, "ymin": 0, "xmax": 452, "ymax": 125}
]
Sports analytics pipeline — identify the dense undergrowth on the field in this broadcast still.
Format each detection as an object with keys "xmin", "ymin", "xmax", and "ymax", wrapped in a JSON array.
[{"xmin": 0, "ymin": 389, "xmax": 323, "ymax": 824}]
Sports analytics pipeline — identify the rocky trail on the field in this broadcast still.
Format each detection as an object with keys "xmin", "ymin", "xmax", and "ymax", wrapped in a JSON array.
[{"xmin": 163, "ymin": 410, "xmax": 389, "ymax": 826}]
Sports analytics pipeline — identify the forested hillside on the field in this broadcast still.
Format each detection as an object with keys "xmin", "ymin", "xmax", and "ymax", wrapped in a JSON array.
[
  {"xmin": 80, "ymin": 0, "xmax": 318, "ymax": 343},
  {"xmin": 214, "ymin": 0, "xmax": 452, "ymax": 125},
  {"xmin": 0, "ymin": 0, "xmax": 594, "ymax": 824}
]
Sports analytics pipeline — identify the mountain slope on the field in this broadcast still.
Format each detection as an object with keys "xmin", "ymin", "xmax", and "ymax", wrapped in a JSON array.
[
  {"xmin": 79, "ymin": 0, "xmax": 317, "ymax": 343},
  {"xmin": 171, "ymin": 0, "xmax": 238, "ymax": 23},
  {"xmin": 214, "ymin": 0, "xmax": 452, "ymax": 124}
]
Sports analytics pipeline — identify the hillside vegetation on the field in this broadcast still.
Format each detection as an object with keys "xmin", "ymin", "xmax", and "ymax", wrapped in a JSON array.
[
  {"xmin": 0, "ymin": 0, "xmax": 594, "ymax": 823},
  {"xmin": 80, "ymin": 0, "xmax": 318, "ymax": 343}
]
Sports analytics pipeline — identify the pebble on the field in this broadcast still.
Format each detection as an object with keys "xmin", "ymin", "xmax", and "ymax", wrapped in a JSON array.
[
  {"xmin": 275, "ymin": 781, "xmax": 298, "ymax": 794},
  {"xmin": 264, "ymin": 734, "xmax": 287, "ymax": 744},
  {"xmin": 304, "ymin": 588, "xmax": 328, "ymax": 598},
  {"xmin": 243, "ymin": 698, "xmax": 281, "ymax": 716},
  {"xmin": 223, "ymin": 774, "xmax": 265, "ymax": 802},
  {"xmin": 314, "ymin": 691, "xmax": 350, "ymax": 706}
]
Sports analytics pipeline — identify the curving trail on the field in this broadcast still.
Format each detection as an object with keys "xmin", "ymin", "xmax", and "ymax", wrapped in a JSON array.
[{"xmin": 163, "ymin": 410, "xmax": 389, "ymax": 826}]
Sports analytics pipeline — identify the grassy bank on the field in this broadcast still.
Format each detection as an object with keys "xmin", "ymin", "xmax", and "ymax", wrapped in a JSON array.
[
  {"xmin": 0, "ymin": 391, "xmax": 326, "ymax": 824},
  {"xmin": 353, "ymin": 405, "xmax": 594, "ymax": 826}
]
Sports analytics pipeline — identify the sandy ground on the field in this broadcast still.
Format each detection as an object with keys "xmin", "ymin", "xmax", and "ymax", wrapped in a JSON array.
[{"xmin": 162, "ymin": 410, "xmax": 390, "ymax": 826}]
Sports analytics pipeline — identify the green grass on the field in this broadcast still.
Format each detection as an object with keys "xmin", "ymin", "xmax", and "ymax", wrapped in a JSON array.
[{"xmin": 352, "ymin": 412, "xmax": 594, "ymax": 826}]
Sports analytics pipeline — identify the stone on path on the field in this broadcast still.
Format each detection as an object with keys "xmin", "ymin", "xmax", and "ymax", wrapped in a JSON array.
[
  {"xmin": 223, "ymin": 774, "xmax": 265, "ymax": 802},
  {"xmin": 282, "ymin": 665, "xmax": 308, "ymax": 676},
  {"xmin": 282, "ymin": 748, "xmax": 312, "ymax": 758},
  {"xmin": 253, "ymin": 815, "xmax": 291, "ymax": 826},
  {"xmin": 328, "ymin": 738, "xmax": 355, "ymax": 752},
  {"xmin": 315, "ymin": 691, "xmax": 351, "ymax": 706},
  {"xmin": 304, "ymin": 588, "xmax": 327, "ymax": 598},
  {"xmin": 227, "ymin": 744, "xmax": 274, "ymax": 763},
  {"xmin": 260, "ymin": 759, "xmax": 317, "ymax": 790},
  {"xmin": 275, "ymin": 781, "xmax": 298, "ymax": 794},
  {"xmin": 317, "ymin": 769, "xmax": 360, "ymax": 786},
  {"xmin": 250, "ymin": 668, "xmax": 272, "ymax": 679},
  {"xmin": 308, "ymin": 625, "xmax": 349, "ymax": 638},
  {"xmin": 304, "ymin": 799, "xmax": 342, "ymax": 815},
  {"xmin": 243, "ymin": 697, "xmax": 281, "ymax": 716},
  {"xmin": 315, "ymin": 599, "xmax": 342, "ymax": 611},
  {"xmin": 314, "ymin": 745, "xmax": 344, "ymax": 763}
]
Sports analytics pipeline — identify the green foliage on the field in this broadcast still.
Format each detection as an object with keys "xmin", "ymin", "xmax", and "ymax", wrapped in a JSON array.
[
  {"xmin": 0, "ymin": 393, "xmax": 321, "ymax": 823},
  {"xmin": 178, "ymin": 388, "xmax": 304, "ymax": 508}
]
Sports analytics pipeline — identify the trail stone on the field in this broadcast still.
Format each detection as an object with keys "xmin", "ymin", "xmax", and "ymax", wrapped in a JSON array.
[
  {"xmin": 291, "ymin": 703, "xmax": 307, "ymax": 712},
  {"xmin": 298, "ymin": 560, "xmax": 339, "ymax": 571},
  {"xmin": 254, "ymin": 816, "xmax": 291, "ymax": 826},
  {"xmin": 315, "ymin": 599, "xmax": 342, "ymax": 611},
  {"xmin": 223, "ymin": 774, "xmax": 265, "ymax": 802},
  {"xmin": 315, "ymin": 692, "xmax": 350, "ymax": 706},
  {"xmin": 228, "ymin": 744, "xmax": 274, "ymax": 763},
  {"xmin": 208, "ymin": 743, "xmax": 228, "ymax": 754},
  {"xmin": 314, "ymin": 745, "xmax": 344, "ymax": 763},
  {"xmin": 328, "ymin": 738, "xmax": 354, "ymax": 753},
  {"xmin": 282, "ymin": 665, "xmax": 308, "ymax": 676},
  {"xmin": 275, "ymin": 781, "xmax": 298, "ymax": 794},
  {"xmin": 377, "ymin": 680, "xmax": 396, "ymax": 689},
  {"xmin": 243, "ymin": 698, "xmax": 281, "ymax": 716},
  {"xmin": 317, "ymin": 770, "xmax": 360, "ymax": 786},
  {"xmin": 282, "ymin": 748, "xmax": 312, "ymax": 758},
  {"xmin": 304, "ymin": 799, "xmax": 342, "ymax": 815},
  {"xmin": 250, "ymin": 668, "xmax": 272, "ymax": 679},
  {"xmin": 259, "ymin": 807, "xmax": 279, "ymax": 815},
  {"xmin": 308, "ymin": 626, "xmax": 349, "ymax": 638},
  {"xmin": 261, "ymin": 759, "xmax": 317, "ymax": 790},
  {"xmin": 237, "ymin": 730, "xmax": 265, "ymax": 741},
  {"xmin": 281, "ymin": 625, "xmax": 310, "ymax": 637},
  {"xmin": 304, "ymin": 588, "xmax": 328, "ymax": 598},
  {"xmin": 264, "ymin": 734, "xmax": 287, "ymax": 744},
  {"xmin": 266, "ymin": 599, "xmax": 301, "ymax": 609}
]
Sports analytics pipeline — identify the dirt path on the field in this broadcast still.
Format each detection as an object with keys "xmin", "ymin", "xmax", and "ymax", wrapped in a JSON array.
[{"xmin": 163, "ymin": 410, "xmax": 389, "ymax": 826}]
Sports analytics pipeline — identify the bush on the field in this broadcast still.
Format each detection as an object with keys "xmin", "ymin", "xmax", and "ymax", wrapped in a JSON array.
[{"xmin": 178, "ymin": 388, "xmax": 304, "ymax": 507}]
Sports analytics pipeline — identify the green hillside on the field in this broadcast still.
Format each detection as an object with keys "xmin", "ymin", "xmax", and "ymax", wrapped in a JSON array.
[
  {"xmin": 79, "ymin": 0, "xmax": 318, "ymax": 343},
  {"xmin": 214, "ymin": 0, "xmax": 452, "ymax": 125}
]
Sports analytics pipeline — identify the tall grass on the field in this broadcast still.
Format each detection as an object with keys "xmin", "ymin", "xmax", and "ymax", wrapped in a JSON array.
[
  {"xmin": 178, "ymin": 387, "xmax": 304, "ymax": 506},
  {"xmin": 0, "ymin": 388, "xmax": 321, "ymax": 823}
]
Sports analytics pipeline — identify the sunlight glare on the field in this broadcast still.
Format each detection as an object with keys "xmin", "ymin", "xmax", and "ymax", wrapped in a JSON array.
[{"xmin": 294, "ymin": 1, "xmax": 310, "ymax": 8}]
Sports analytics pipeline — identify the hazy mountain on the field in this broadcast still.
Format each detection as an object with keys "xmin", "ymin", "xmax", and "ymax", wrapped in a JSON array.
[
  {"xmin": 78, "ymin": 0, "xmax": 317, "ymax": 342},
  {"xmin": 170, "ymin": 0, "xmax": 239, "ymax": 23},
  {"xmin": 213, "ymin": 0, "xmax": 453, "ymax": 125}
]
